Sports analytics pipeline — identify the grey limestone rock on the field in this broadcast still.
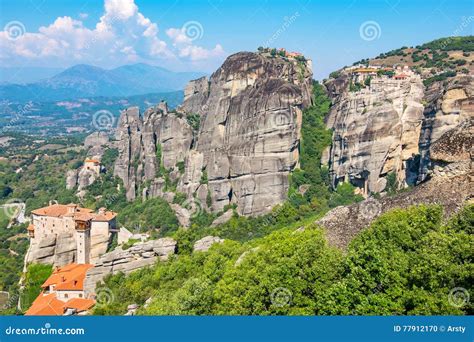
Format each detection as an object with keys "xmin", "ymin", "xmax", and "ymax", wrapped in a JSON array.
[
  {"xmin": 84, "ymin": 237, "xmax": 177, "ymax": 296},
  {"xmin": 193, "ymin": 236, "xmax": 224, "ymax": 252},
  {"xmin": 211, "ymin": 209, "xmax": 234, "ymax": 227},
  {"xmin": 113, "ymin": 52, "xmax": 313, "ymax": 217}
]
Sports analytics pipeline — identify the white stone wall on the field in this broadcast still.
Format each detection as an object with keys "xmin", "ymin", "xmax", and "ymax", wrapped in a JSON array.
[
  {"xmin": 32, "ymin": 214, "xmax": 76, "ymax": 239},
  {"xmin": 56, "ymin": 290, "xmax": 86, "ymax": 301},
  {"xmin": 76, "ymin": 229, "xmax": 91, "ymax": 264},
  {"xmin": 91, "ymin": 221, "xmax": 109, "ymax": 236}
]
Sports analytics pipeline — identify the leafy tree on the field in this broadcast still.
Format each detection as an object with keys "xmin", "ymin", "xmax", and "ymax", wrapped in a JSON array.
[
  {"xmin": 20, "ymin": 264, "xmax": 53, "ymax": 312},
  {"xmin": 117, "ymin": 197, "xmax": 179, "ymax": 235},
  {"xmin": 186, "ymin": 113, "xmax": 201, "ymax": 132},
  {"xmin": 213, "ymin": 227, "xmax": 342, "ymax": 315},
  {"xmin": 318, "ymin": 205, "xmax": 473, "ymax": 315}
]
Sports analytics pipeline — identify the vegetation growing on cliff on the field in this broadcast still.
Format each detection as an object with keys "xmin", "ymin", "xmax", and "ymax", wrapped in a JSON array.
[
  {"xmin": 291, "ymin": 81, "xmax": 362, "ymax": 210},
  {"xmin": 20, "ymin": 264, "xmax": 53, "ymax": 313},
  {"xmin": 0, "ymin": 147, "xmax": 83, "ymax": 214},
  {"xmin": 94, "ymin": 204, "xmax": 473, "ymax": 316},
  {"xmin": 176, "ymin": 82, "xmax": 362, "ymax": 251},
  {"xmin": 0, "ymin": 222, "xmax": 29, "ymax": 305},
  {"xmin": 351, "ymin": 36, "xmax": 473, "ymax": 76},
  {"xmin": 117, "ymin": 197, "xmax": 179, "ymax": 236},
  {"xmin": 419, "ymin": 36, "xmax": 474, "ymax": 52}
]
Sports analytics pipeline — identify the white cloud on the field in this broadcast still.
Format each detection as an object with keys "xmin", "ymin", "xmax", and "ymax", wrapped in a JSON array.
[
  {"xmin": 166, "ymin": 27, "xmax": 193, "ymax": 45},
  {"xmin": 179, "ymin": 44, "xmax": 225, "ymax": 61},
  {"xmin": 103, "ymin": 0, "xmax": 137, "ymax": 20},
  {"xmin": 0, "ymin": 0, "xmax": 225, "ymax": 71},
  {"xmin": 166, "ymin": 24, "xmax": 225, "ymax": 61}
]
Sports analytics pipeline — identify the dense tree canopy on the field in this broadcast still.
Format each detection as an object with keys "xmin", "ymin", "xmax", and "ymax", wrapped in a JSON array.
[{"xmin": 94, "ymin": 204, "xmax": 473, "ymax": 316}]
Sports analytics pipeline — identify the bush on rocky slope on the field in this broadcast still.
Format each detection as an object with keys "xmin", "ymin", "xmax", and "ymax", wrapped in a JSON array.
[{"xmin": 94, "ymin": 204, "xmax": 473, "ymax": 316}]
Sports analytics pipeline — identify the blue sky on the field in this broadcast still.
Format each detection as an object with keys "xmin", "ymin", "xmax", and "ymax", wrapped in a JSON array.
[{"xmin": 1, "ymin": 0, "xmax": 473, "ymax": 79}]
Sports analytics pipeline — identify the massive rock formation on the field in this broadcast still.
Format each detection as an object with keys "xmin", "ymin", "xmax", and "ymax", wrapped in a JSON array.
[
  {"xmin": 114, "ymin": 51, "xmax": 313, "ymax": 216},
  {"xmin": 66, "ymin": 167, "xmax": 101, "ymax": 191},
  {"xmin": 113, "ymin": 103, "xmax": 194, "ymax": 201},
  {"xmin": 66, "ymin": 132, "xmax": 110, "ymax": 191},
  {"xmin": 317, "ymin": 105, "xmax": 473, "ymax": 249},
  {"xmin": 84, "ymin": 131, "xmax": 109, "ymax": 150},
  {"xmin": 324, "ymin": 73, "xmax": 425, "ymax": 193},
  {"xmin": 324, "ymin": 72, "xmax": 473, "ymax": 195},
  {"xmin": 25, "ymin": 229, "xmax": 110, "ymax": 267},
  {"xmin": 317, "ymin": 173, "xmax": 473, "ymax": 250},
  {"xmin": 418, "ymin": 75, "xmax": 473, "ymax": 181},
  {"xmin": 429, "ymin": 118, "xmax": 473, "ymax": 178},
  {"xmin": 83, "ymin": 237, "xmax": 176, "ymax": 296}
]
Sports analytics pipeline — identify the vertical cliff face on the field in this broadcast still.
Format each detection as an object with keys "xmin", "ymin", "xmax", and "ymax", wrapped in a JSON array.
[
  {"xmin": 113, "ymin": 102, "xmax": 194, "ymax": 201},
  {"xmin": 324, "ymin": 70, "xmax": 473, "ymax": 195},
  {"xmin": 113, "ymin": 51, "xmax": 313, "ymax": 216},
  {"xmin": 179, "ymin": 52, "xmax": 312, "ymax": 215},
  {"xmin": 417, "ymin": 75, "xmax": 473, "ymax": 182},
  {"xmin": 324, "ymin": 72, "xmax": 425, "ymax": 193}
]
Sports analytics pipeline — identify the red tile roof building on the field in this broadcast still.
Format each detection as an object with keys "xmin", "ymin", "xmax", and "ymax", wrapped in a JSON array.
[
  {"xmin": 29, "ymin": 203, "xmax": 117, "ymax": 263},
  {"xmin": 25, "ymin": 263, "xmax": 95, "ymax": 316}
]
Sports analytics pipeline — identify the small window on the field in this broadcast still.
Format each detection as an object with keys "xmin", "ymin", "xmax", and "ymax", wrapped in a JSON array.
[
  {"xmin": 64, "ymin": 294, "xmax": 68, "ymax": 298},
  {"xmin": 79, "ymin": 293, "xmax": 83, "ymax": 298}
]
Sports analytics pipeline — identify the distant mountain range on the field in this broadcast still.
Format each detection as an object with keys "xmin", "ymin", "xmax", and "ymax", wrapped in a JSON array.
[
  {"xmin": 0, "ymin": 63, "xmax": 205, "ymax": 102},
  {"xmin": 0, "ymin": 67, "xmax": 64, "ymax": 84}
]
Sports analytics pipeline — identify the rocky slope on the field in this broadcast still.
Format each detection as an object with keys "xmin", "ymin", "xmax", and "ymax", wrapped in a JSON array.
[
  {"xmin": 417, "ymin": 75, "xmax": 473, "ymax": 181},
  {"xmin": 113, "ymin": 51, "xmax": 313, "ymax": 216},
  {"xmin": 324, "ymin": 60, "xmax": 473, "ymax": 195},
  {"xmin": 25, "ymin": 229, "xmax": 110, "ymax": 267},
  {"xmin": 317, "ymin": 118, "xmax": 473, "ymax": 248},
  {"xmin": 84, "ymin": 237, "xmax": 177, "ymax": 296},
  {"xmin": 324, "ymin": 72, "xmax": 425, "ymax": 193}
]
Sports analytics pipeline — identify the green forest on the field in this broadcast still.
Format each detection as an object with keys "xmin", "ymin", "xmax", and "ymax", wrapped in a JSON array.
[
  {"xmin": 0, "ymin": 80, "xmax": 472, "ymax": 317},
  {"xmin": 94, "ymin": 204, "xmax": 473, "ymax": 315},
  {"xmin": 92, "ymin": 82, "xmax": 472, "ymax": 316}
]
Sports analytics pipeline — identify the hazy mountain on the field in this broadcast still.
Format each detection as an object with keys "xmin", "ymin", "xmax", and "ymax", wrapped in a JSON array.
[
  {"xmin": 0, "ymin": 67, "xmax": 64, "ymax": 84},
  {"xmin": 0, "ymin": 63, "xmax": 205, "ymax": 102}
]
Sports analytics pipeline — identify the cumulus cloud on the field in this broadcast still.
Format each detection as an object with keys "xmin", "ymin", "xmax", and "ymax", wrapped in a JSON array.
[
  {"xmin": 166, "ymin": 22, "xmax": 225, "ymax": 62},
  {"xmin": 0, "ymin": 0, "xmax": 225, "ymax": 71}
]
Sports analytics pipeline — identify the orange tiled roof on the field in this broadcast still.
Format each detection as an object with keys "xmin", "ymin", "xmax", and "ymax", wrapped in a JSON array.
[
  {"xmin": 42, "ymin": 263, "xmax": 93, "ymax": 291},
  {"xmin": 31, "ymin": 203, "xmax": 115, "ymax": 222},
  {"xmin": 25, "ymin": 292, "xmax": 66, "ymax": 316},
  {"xmin": 27, "ymin": 224, "xmax": 34, "ymax": 231},
  {"xmin": 25, "ymin": 293, "xmax": 95, "ymax": 316},
  {"xmin": 31, "ymin": 204, "xmax": 70, "ymax": 217},
  {"xmin": 84, "ymin": 159, "xmax": 100, "ymax": 164},
  {"xmin": 394, "ymin": 74, "xmax": 408, "ymax": 79},
  {"xmin": 93, "ymin": 211, "xmax": 117, "ymax": 221},
  {"xmin": 63, "ymin": 298, "xmax": 95, "ymax": 311},
  {"xmin": 72, "ymin": 212, "xmax": 94, "ymax": 222}
]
